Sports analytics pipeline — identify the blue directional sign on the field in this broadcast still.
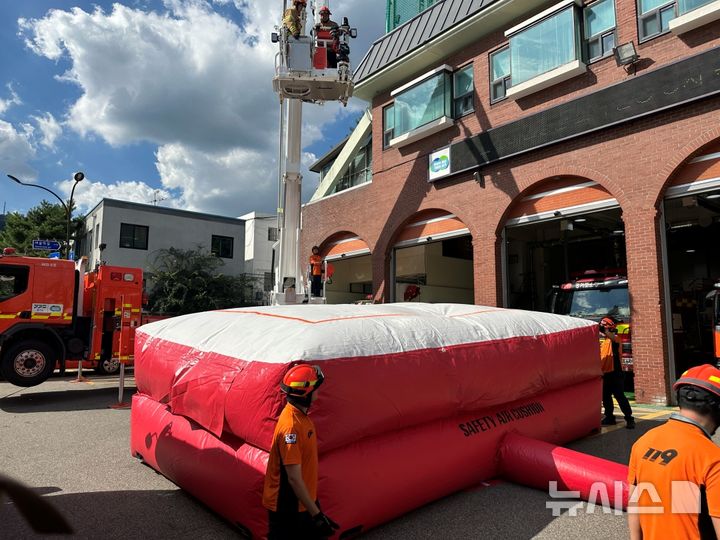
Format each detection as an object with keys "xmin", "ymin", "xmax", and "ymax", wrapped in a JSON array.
[
  {"xmin": 48, "ymin": 252, "xmax": 61, "ymax": 259},
  {"xmin": 32, "ymin": 239, "xmax": 61, "ymax": 251}
]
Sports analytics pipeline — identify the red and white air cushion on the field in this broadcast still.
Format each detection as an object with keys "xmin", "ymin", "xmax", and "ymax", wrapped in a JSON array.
[{"xmin": 131, "ymin": 303, "xmax": 603, "ymax": 538}]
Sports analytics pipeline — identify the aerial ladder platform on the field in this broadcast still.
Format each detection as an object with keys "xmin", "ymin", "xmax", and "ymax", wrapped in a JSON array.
[{"xmin": 271, "ymin": 0, "xmax": 356, "ymax": 305}]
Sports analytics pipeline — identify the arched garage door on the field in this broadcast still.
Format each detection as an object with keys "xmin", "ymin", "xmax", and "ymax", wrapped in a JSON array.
[
  {"xmin": 391, "ymin": 210, "xmax": 473, "ymax": 304},
  {"xmin": 504, "ymin": 177, "xmax": 626, "ymax": 313},
  {"xmin": 662, "ymin": 141, "xmax": 720, "ymax": 378},
  {"xmin": 322, "ymin": 233, "xmax": 372, "ymax": 304}
]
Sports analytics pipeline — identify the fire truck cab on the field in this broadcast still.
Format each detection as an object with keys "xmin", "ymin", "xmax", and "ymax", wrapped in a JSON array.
[
  {"xmin": 549, "ymin": 271, "xmax": 633, "ymax": 371},
  {"xmin": 710, "ymin": 281, "xmax": 720, "ymax": 367},
  {"xmin": 0, "ymin": 249, "xmax": 143, "ymax": 387}
]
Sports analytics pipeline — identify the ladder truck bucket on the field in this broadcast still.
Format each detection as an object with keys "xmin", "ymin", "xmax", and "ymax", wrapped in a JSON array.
[{"xmin": 272, "ymin": 36, "xmax": 353, "ymax": 104}]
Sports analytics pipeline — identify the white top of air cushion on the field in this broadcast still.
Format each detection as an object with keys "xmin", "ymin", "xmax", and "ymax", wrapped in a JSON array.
[{"xmin": 138, "ymin": 303, "xmax": 594, "ymax": 364}]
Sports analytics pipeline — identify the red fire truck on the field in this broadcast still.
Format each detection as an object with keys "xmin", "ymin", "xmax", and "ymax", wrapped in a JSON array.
[
  {"xmin": 549, "ymin": 271, "xmax": 633, "ymax": 371},
  {"xmin": 0, "ymin": 248, "xmax": 144, "ymax": 387},
  {"xmin": 711, "ymin": 281, "xmax": 720, "ymax": 366}
]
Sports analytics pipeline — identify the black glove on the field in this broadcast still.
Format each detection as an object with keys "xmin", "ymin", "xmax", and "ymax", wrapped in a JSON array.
[
  {"xmin": 293, "ymin": 32, "xmax": 300, "ymax": 39},
  {"xmin": 312, "ymin": 512, "xmax": 340, "ymax": 537}
]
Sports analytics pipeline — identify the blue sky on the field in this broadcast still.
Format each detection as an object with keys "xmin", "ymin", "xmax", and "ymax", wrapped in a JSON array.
[{"xmin": 0, "ymin": 0, "xmax": 384, "ymax": 217}]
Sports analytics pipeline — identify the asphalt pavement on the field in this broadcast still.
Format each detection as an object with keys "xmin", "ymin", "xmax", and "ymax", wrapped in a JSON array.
[{"xmin": 1, "ymin": 373, "xmax": 676, "ymax": 539}]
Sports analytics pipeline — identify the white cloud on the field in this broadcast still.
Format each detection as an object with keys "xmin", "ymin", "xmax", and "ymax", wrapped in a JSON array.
[
  {"xmin": 31, "ymin": 112, "xmax": 62, "ymax": 150},
  {"xmin": 0, "ymin": 120, "xmax": 37, "ymax": 180},
  {"xmin": 57, "ymin": 176, "xmax": 175, "ymax": 213},
  {"xmin": 156, "ymin": 142, "xmax": 276, "ymax": 214},
  {"xmin": 19, "ymin": 0, "xmax": 384, "ymax": 215},
  {"xmin": 0, "ymin": 84, "xmax": 22, "ymax": 116}
]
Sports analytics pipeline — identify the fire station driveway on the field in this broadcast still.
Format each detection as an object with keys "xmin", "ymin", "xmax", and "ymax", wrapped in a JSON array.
[{"xmin": 1, "ymin": 375, "xmax": 677, "ymax": 539}]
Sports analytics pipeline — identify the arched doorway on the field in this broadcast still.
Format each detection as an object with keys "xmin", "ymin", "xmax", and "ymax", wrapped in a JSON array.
[
  {"xmin": 390, "ymin": 209, "xmax": 473, "ymax": 304},
  {"xmin": 503, "ymin": 177, "xmax": 626, "ymax": 312},
  {"xmin": 321, "ymin": 232, "xmax": 372, "ymax": 304},
  {"xmin": 661, "ymin": 140, "xmax": 720, "ymax": 379}
]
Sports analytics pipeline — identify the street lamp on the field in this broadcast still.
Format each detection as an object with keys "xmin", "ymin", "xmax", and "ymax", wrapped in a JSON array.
[{"xmin": 6, "ymin": 172, "xmax": 85, "ymax": 259}]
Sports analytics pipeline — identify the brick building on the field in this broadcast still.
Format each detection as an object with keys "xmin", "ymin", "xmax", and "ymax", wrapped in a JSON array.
[{"xmin": 302, "ymin": 0, "xmax": 720, "ymax": 403}]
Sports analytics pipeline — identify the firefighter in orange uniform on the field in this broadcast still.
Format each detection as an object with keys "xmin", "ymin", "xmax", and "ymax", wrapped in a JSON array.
[
  {"xmin": 599, "ymin": 315, "xmax": 634, "ymax": 428},
  {"xmin": 627, "ymin": 364, "xmax": 720, "ymax": 539},
  {"xmin": 262, "ymin": 364, "xmax": 339, "ymax": 539},
  {"xmin": 309, "ymin": 245, "xmax": 324, "ymax": 298}
]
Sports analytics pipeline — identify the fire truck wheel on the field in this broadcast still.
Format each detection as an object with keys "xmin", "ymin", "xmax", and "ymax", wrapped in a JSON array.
[
  {"xmin": 95, "ymin": 357, "xmax": 121, "ymax": 375},
  {"xmin": 0, "ymin": 340, "xmax": 56, "ymax": 387}
]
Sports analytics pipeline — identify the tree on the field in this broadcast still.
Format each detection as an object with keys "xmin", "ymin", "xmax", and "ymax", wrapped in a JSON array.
[
  {"xmin": 0, "ymin": 201, "xmax": 83, "ymax": 256},
  {"xmin": 147, "ymin": 247, "xmax": 258, "ymax": 315}
]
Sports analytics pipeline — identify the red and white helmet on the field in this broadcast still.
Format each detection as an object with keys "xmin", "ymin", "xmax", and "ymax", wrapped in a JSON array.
[
  {"xmin": 280, "ymin": 364, "xmax": 325, "ymax": 397},
  {"xmin": 319, "ymin": 6, "xmax": 331, "ymax": 14}
]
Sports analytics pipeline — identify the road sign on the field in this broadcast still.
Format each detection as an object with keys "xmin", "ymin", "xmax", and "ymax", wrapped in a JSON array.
[{"xmin": 32, "ymin": 240, "xmax": 61, "ymax": 251}]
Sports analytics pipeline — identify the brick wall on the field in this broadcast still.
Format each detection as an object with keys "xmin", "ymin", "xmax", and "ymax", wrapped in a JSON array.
[{"xmin": 301, "ymin": 2, "xmax": 720, "ymax": 403}]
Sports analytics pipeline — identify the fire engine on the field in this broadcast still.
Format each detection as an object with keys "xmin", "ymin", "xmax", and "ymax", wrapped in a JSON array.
[
  {"xmin": 710, "ymin": 281, "xmax": 720, "ymax": 366},
  {"xmin": 549, "ymin": 270, "xmax": 633, "ymax": 371},
  {"xmin": 0, "ymin": 248, "xmax": 143, "ymax": 387}
]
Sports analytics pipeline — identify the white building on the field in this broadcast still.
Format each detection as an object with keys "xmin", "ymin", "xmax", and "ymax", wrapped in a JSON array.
[
  {"xmin": 79, "ymin": 199, "xmax": 246, "ymax": 278},
  {"xmin": 240, "ymin": 211, "xmax": 278, "ymax": 303}
]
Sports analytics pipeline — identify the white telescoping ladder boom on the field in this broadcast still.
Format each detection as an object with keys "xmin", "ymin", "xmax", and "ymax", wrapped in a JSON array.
[{"xmin": 271, "ymin": 0, "xmax": 354, "ymax": 305}]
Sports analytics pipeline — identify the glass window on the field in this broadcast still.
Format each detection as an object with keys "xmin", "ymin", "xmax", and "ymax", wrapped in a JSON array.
[
  {"xmin": 211, "ymin": 235, "xmax": 234, "ymax": 259},
  {"xmin": 640, "ymin": 0, "xmax": 671, "ymax": 11},
  {"xmin": 584, "ymin": 0, "xmax": 616, "ymax": 61},
  {"xmin": 490, "ymin": 47, "xmax": 511, "ymax": 103},
  {"xmin": 268, "ymin": 227, "xmax": 278, "ymax": 242},
  {"xmin": 553, "ymin": 287, "xmax": 630, "ymax": 321},
  {"xmin": 320, "ymin": 162, "xmax": 333, "ymax": 181},
  {"xmin": 509, "ymin": 7, "xmax": 578, "ymax": 86},
  {"xmin": 119, "ymin": 223, "xmax": 149, "ymax": 250},
  {"xmin": 393, "ymin": 70, "xmax": 452, "ymax": 138},
  {"xmin": 0, "ymin": 265, "xmax": 30, "ymax": 302},
  {"xmin": 94, "ymin": 224, "xmax": 100, "ymax": 248},
  {"xmin": 678, "ymin": 0, "xmax": 714, "ymax": 13},
  {"xmin": 383, "ymin": 105, "xmax": 394, "ymax": 148},
  {"xmin": 333, "ymin": 140, "xmax": 372, "ymax": 194},
  {"xmin": 638, "ymin": 0, "xmax": 675, "ymax": 40},
  {"xmin": 453, "ymin": 64, "xmax": 474, "ymax": 117}
]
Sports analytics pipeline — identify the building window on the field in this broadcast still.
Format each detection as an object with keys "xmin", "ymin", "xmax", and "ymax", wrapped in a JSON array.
[
  {"xmin": 638, "ymin": 0, "xmax": 676, "ymax": 40},
  {"xmin": 490, "ymin": 47, "xmax": 511, "ymax": 103},
  {"xmin": 333, "ymin": 139, "xmax": 372, "ymax": 194},
  {"xmin": 383, "ymin": 105, "xmax": 394, "ymax": 148},
  {"xmin": 453, "ymin": 64, "xmax": 474, "ymax": 117},
  {"xmin": 119, "ymin": 223, "xmax": 149, "ymax": 250},
  {"xmin": 392, "ymin": 70, "xmax": 451, "ymax": 138},
  {"xmin": 268, "ymin": 227, "xmax": 278, "ymax": 242},
  {"xmin": 509, "ymin": 6, "xmax": 579, "ymax": 87},
  {"xmin": 320, "ymin": 162, "xmax": 333, "ymax": 182},
  {"xmin": 211, "ymin": 235, "xmax": 234, "ymax": 259},
  {"xmin": 94, "ymin": 224, "xmax": 100, "ymax": 249},
  {"xmin": 678, "ymin": 0, "xmax": 714, "ymax": 13},
  {"xmin": 584, "ymin": 0, "xmax": 616, "ymax": 61}
]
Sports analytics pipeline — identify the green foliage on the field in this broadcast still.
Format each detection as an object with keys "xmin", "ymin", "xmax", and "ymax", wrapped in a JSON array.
[
  {"xmin": 0, "ymin": 201, "xmax": 82, "ymax": 257},
  {"xmin": 147, "ymin": 247, "xmax": 259, "ymax": 315}
]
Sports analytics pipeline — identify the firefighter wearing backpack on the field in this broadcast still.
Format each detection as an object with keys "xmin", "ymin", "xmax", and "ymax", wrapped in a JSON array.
[
  {"xmin": 262, "ymin": 364, "xmax": 340, "ymax": 539},
  {"xmin": 628, "ymin": 365, "xmax": 720, "ymax": 539},
  {"xmin": 599, "ymin": 315, "xmax": 635, "ymax": 429}
]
